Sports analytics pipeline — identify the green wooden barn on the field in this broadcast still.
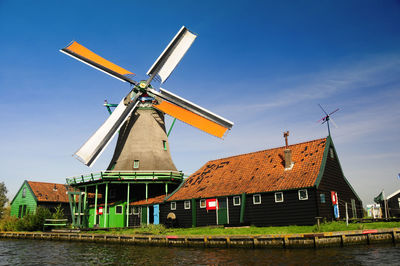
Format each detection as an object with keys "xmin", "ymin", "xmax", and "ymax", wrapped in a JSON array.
[{"xmin": 10, "ymin": 180, "xmax": 71, "ymax": 219}]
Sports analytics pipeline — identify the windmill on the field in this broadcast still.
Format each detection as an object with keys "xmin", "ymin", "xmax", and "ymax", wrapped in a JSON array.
[
  {"xmin": 317, "ymin": 104, "xmax": 339, "ymax": 136},
  {"xmin": 60, "ymin": 26, "xmax": 234, "ymax": 171}
]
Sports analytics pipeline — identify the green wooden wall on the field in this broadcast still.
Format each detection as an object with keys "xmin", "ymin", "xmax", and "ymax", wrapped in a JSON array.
[
  {"xmin": 88, "ymin": 202, "xmax": 127, "ymax": 228},
  {"xmin": 10, "ymin": 181, "xmax": 37, "ymax": 217}
]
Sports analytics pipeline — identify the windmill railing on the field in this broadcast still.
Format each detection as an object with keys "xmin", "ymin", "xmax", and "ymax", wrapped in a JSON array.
[{"xmin": 66, "ymin": 170, "xmax": 184, "ymax": 185}]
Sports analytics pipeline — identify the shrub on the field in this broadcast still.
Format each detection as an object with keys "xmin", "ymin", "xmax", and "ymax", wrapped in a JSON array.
[{"xmin": 52, "ymin": 205, "xmax": 65, "ymax": 220}]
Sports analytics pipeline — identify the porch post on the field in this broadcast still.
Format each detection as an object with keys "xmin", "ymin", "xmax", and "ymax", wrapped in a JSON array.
[
  {"xmin": 94, "ymin": 184, "xmax": 98, "ymax": 226},
  {"xmin": 165, "ymin": 183, "xmax": 168, "ymax": 195},
  {"xmin": 104, "ymin": 183, "xmax": 108, "ymax": 228},
  {"xmin": 83, "ymin": 186, "xmax": 87, "ymax": 227},
  {"xmin": 145, "ymin": 183, "xmax": 148, "ymax": 202},
  {"xmin": 126, "ymin": 183, "xmax": 130, "ymax": 227}
]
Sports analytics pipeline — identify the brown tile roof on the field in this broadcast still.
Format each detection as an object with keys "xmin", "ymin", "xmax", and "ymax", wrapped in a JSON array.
[
  {"xmin": 130, "ymin": 194, "xmax": 168, "ymax": 206},
  {"xmin": 168, "ymin": 138, "xmax": 327, "ymax": 201},
  {"xmin": 28, "ymin": 181, "xmax": 70, "ymax": 203}
]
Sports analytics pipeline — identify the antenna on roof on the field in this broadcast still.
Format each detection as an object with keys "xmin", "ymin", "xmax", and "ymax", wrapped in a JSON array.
[{"xmin": 317, "ymin": 104, "xmax": 339, "ymax": 136}]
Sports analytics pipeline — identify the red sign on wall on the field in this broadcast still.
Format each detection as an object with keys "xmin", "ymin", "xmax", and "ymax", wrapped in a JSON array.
[
  {"xmin": 331, "ymin": 191, "xmax": 338, "ymax": 205},
  {"xmin": 206, "ymin": 199, "xmax": 218, "ymax": 210}
]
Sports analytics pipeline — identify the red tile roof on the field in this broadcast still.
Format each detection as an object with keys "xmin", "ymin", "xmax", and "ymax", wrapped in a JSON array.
[
  {"xmin": 168, "ymin": 138, "xmax": 327, "ymax": 201},
  {"xmin": 130, "ymin": 194, "xmax": 168, "ymax": 206},
  {"xmin": 27, "ymin": 181, "xmax": 70, "ymax": 203}
]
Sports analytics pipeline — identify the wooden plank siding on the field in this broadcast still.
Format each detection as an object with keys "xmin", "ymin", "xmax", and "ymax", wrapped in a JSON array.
[
  {"xmin": 160, "ymin": 201, "xmax": 193, "ymax": 228},
  {"xmin": 316, "ymin": 145, "xmax": 363, "ymax": 219},
  {"xmin": 244, "ymin": 190, "xmax": 318, "ymax": 226},
  {"xmin": 10, "ymin": 181, "xmax": 37, "ymax": 217}
]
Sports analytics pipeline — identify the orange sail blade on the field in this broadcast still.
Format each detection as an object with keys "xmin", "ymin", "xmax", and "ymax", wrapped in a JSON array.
[
  {"xmin": 154, "ymin": 101, "xmax": 228, "ymax": 138},
  {"xmin": 60, "ymin": 41, "xmax": 135, "ymax": 83}
]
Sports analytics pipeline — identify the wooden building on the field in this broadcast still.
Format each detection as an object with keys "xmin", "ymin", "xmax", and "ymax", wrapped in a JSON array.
[
  {"xmin": 144, "ymin": 136, "xmax": 364, "ymax": 227},
  {"xmin": 380, "ymin": 189, "xmax": 400, "ymax": 218},
  {"xmin": 10, "ymin": 181, "xmax": 71, "ymax": 219}
]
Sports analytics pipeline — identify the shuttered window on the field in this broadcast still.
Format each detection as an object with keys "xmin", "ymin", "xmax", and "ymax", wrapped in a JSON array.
[
  {"xmin": 253, "ymin": 194, "xmax": 261, "ymax": 204},
  {"xmin": 233, "ymin": 196, "xmax": 241, "ymax": 206}
]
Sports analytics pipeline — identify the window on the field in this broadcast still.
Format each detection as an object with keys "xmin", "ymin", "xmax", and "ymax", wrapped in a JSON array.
[
  {"xmin": 351, "ymin": 199, "xmax": 357, "ymax": 218},
  {"xmin": 398, "ymin": 198, "xmax": 400, "ymax": 208},
  {"xmin": 171, "ymin": 202, "xmax": 176, "ymax": 210},
  {"xmin": 298, "ymin": 189, "xmax": 308, "ymax": 200},
  {"xmin": 233, "ymin": 196, "xmax": 241, "ymax": 206},
  {"xmin": 253, "ymin": 194, "xmax": 261, "ymax": 205},
  {"xmin": 275, "ymin": 192, "xmax": 284, "ymax": 203},
  {"xmin": 22, "ymin": 205, "xmax": 27, "ymax": 216},
  {"xmin": 184, "ymin": 200, "xmax": 191, "ymax": 209},
  {"xmin": 162, "ymin": 140, "xmax": 167, "ymax": 151},
  {"xmin": 132, "ymin": 206, "xmax": 139, "ymax": 215},
  {"xmin": 133, "ymin": 160, "xmax": 140, "ymax": 169},
  {"xmin": 320, "ymin": 193, "xmax": 326, "ymax": 203},
  {"xmin": 115, "ymin": 205, "xmax": 123, "ymax": 214},
  {"xmin": 22, "ymin": 188, "xmax": 26, "ymax": 198},
  {"xmin": 18, "ymin": 205, "xmax": 22, "ymax": 218},
  {"xmin": 330, "ymin": 148, "xmax": 334, "ymax": 159},
  {"xmin": 200, "ymin": 199, "xmax": 206, "ymax": 208}
]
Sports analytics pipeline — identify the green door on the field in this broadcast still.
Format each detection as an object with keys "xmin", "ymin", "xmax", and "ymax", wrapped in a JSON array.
[
  {"xmin": 141, "ymin": 206, "xmax": 147, "ymax": 225},
  {"xmin": 217, "ymin": 199, "xmax": 228, "ymax": 225}
]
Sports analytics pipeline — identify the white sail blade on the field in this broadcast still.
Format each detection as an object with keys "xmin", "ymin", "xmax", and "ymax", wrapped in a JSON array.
[
  {"xmin": 147, "ymin": 26, "xmax": 197, "ymax": 83},
  {"xmin": 75, "ymin": 96, "xmax": 140, "ymax": 167}
]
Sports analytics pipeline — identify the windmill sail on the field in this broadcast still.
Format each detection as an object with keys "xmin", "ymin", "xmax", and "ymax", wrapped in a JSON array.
[
  {"xmin": 146, "ymin": 26, "xmax": 197, "ymax": 83},
  {"xmin": 60, "ymin": 41, "xmax": 136, "ymax": 84},
  {"xmin": 75, "ymin": 95, "xmax": 140, "ymax": 167},
  {"xmin": 150, "ymin": 88, "xmax": 233, "ymax": 138}
]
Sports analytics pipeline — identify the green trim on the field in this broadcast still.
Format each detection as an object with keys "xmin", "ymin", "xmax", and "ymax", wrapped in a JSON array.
[
  {"xmin": 314, "ymin": 136, "xmax": 362, "ymax": 202},
  {"xmin": 167, "ymin": 118, "xmax": 177, "ymax": 137},
  {"xmin": 191, "ymin": 198, "xmax": 196, "ymax": 227},
  {"xmin": 10, "ymin": 180, "xmax": 38, "ymax": 205},
  {"xmin": 314, "ymin": 136, "xmax": 331, "ymax": 188},
  {"xmin": 164, "ymin": 179, "xmax": 186, "ymax": 202},
  {"xmin": 240, "ymin": 193, "xmax": 246, "ymax": 223}
]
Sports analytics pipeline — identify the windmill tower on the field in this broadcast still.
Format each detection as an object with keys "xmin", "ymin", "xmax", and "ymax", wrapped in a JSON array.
[{"xmin": 61, "ymin": 27, "xmax": 234, "ymax": 228}]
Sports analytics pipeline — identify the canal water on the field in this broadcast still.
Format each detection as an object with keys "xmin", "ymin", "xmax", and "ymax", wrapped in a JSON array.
[{"xmin": 0, "ymin": 239, "xmax": 399, "ymax": 265}]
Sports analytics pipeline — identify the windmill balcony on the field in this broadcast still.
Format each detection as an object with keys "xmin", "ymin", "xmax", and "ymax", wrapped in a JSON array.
[{"xmin": 66, "ymin": 170, "xmax": 184, "ymax": 186}]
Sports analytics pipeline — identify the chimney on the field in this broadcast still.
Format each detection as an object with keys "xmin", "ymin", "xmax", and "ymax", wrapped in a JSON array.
[{"xmin": 283, "ymin": 131, "xmax": 294, "ymax": 170}]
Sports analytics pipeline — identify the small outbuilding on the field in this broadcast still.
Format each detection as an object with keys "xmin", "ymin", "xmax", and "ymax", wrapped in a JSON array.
[
  {"xmin": 159, "ymin": 136, "xmax": 363, "ymax": 227},
  {"xmin": 381, "ymin": 189, "xmax": 400, "ymax": 218},
  {"xmin": 10, "ymin": 180, "xmax": 71, "ymax": 219}
]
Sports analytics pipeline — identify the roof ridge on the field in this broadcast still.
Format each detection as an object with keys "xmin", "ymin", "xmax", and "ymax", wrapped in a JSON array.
[
  {"xmin": 27, "ymin": 181, "xmax": 66, "ymax": 185},
  {"xmin": 204, "ymin": 137, "xmax": 327, "ymax": 164}
]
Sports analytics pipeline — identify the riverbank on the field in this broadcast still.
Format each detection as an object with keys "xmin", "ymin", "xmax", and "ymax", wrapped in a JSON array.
[{"xmin": 1, "ymin": 227, "xmax": 399, "ymax": 249}]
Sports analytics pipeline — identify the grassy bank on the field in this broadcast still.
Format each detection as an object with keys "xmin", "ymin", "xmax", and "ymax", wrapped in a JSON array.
[{"xmin": 87, "ymin": 221, "xmax": 400, "ymax": 236}]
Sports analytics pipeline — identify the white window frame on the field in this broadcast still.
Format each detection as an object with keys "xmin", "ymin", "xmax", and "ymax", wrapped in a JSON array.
[
  {"xmin": 398, "ymin": 198, "xmax": 400, "ymax": 208},
  {"xmin": 351, "ymin": 198, "xmax": 357, "ymax": 218},
  {"xmin": 133, "ymin": 160, "xmax": 140, "ymax": 169},
  {"xmin": 298, "ymin": 189, "xmax": 308, "ymax": 200},
  {"xmin": 200, "ymin": 199, "xmax": 206, "ymax": 208},
  {"xmin": 132, "ymin": 206, "xmax": 139, "ymax": 215},
  {"xmin": 330, "ymin": 148, "xmax": 334, "ymax": 159},
  {"xmin": 184, "ymin": 200, "xmax": 191, "ymax": 210},
  {"xmin": 253, "ymin": 194, "xmax": 261, "ymax": 205},
  {"xmin": 233, "ymin": 196, "xmax": 241, "ymax": 206},
  {"xmin": 115, "ymin": 205, "xmax": 123, "ymax": 215},
  {"xmin": 320, "ymin": 193, "xmax": 326, "ymax": 203},
  {"xmin": 170, "ymin": 202, "xmax": 176, "ymax": 210},
  {"xmin": 275, "ymin": 192, "xmax": 284, "ymax": 203}
]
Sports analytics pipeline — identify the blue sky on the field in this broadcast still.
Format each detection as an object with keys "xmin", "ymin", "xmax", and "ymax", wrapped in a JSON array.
[{"xmin": 1, "ymin": 0, "xmax": 399, "ymax": 205}]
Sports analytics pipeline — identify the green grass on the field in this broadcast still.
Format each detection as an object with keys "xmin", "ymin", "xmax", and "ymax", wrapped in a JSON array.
[{"xmin": 86, "ymin": 221, "xmax": 400, "ymax": 236}]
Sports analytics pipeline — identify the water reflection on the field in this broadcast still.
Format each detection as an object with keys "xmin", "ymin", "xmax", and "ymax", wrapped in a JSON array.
[{"xmin": 0, "ymin": 239, "xmax": 399, "ymax": 265}]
